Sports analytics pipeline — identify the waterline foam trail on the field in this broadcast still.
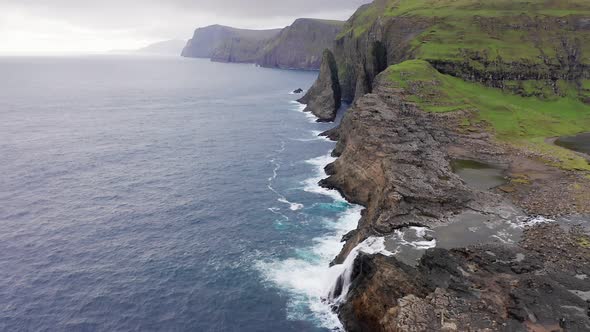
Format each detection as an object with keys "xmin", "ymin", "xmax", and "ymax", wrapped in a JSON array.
[
  {"xmin": 290, "ymin": 100, "xmax": 318, "ymax": 123},
  {"xmin": 267, "ymin": 140, "xmax": 304, "ymax": 213},
  {"xmin": 302, "ymin": 154, "xmax": 342, "ymax": 202},
  {"xmin": 257, "ymin": 147, "xmax": 355, "ymax": 329},
  {"xmin": 257, "ymin": 206, "xmax": 361, "ymax": 329},
  {"xmin": 257, "ymin": 147, "xmax": 394, "ymax": 330}
]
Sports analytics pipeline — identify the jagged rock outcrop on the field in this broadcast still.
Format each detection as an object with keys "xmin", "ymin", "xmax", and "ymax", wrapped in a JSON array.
[
  {"xmin": 181, "ymin": 25, "xmax": 281, "ymax": 62},
  {"xmin": 181, "ymin": 19, "xmax": 344, "ymax": 70},
  {"xmin": 297, "ymin": 50, "xmax": 341, "ymax": 121},
  {"xmin": 340, "ymin": 224, "xmax": 590, "ymax": 332},
  {"xmin": 321, "ymin": 72, "xmax": 475, "ymax": 261},
  {"xmin": 257, "ymin": 19, "xmax": 344, "ymax": 70}
]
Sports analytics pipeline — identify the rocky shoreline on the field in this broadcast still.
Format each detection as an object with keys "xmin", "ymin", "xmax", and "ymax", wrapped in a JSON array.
[{"xmin": 316, "ymin": 71, "xmax": 590, "ymax": 331}]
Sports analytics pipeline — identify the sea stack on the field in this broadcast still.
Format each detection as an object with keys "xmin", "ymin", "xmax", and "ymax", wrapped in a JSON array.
[{"xmin": 297, "ymin": 49, "xmax": 341, "ymax": 122}]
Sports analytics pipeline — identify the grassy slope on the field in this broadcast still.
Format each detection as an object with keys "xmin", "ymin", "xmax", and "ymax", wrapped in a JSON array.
[
  {"xmin": 342, "ymin": 0, "xmax": 590, "ymax": 62},
  {"xmin": 386, "ymin": 60, "xmax": 590, "ymax": 170},
  {"xmin": 338, "ymin": 0, "xmax": 590, "ymax": 170}
]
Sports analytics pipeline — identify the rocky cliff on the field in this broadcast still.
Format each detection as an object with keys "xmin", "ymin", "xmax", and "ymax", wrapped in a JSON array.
[
  {"xmin": 341, "ymin": 225, "xmax": 590, "ymax": 331},
  {"xmin": 297, "ymin": 50, "xmax": 341, "ymax": 121},
  {"xmin": 332, "ymin": 0, "xmax": 590, "ymax": 102},
  {"xmin": 257, "ymin": 19, "xmax": 344, "ymax": 70},
  {"xmin": 323, "ymin": 60, "xmax": 590, "ymax": 332},
  {"xmin": 181, "ymin": 25, "xmax": 281, "ymax": 61},
  {"xmin": 181, "ymin": 19, "xmax": 344, "ymax": 70},
  {"xmin": 303, "ymin": 1, "xmax": 590, "ymax": 330}
]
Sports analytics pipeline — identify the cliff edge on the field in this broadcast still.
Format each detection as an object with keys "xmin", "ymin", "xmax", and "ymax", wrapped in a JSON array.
[
  {"xmin": 181, "ymin": 19, "xmax": 344, "ymax": 70},
  {"xmin": 297, "ymin": 50, "xmax": 341, "ymax": 121}
]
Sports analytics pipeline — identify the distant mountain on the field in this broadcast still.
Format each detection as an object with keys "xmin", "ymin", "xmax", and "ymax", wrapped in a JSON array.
[
  {"xmin": 181, "ymin": 25, "xmax": 282, "ymax": 60},
  {"xmin": 137, "ymin": 40, "xmax": 187, "ymax": 55},
  {"xmin": 258, "ymin": 19, "xmax": 345, "ymax": 70},
  {"xmin": 181, "ymin": 19, "xmax": 344, "ymax": 70}
]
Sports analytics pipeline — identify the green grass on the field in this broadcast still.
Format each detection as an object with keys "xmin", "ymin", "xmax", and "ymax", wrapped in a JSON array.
[
  {"xmin": 386, "ymin": 60, "xmax": 590, "ymax": 170},
  {"xmin": 383, "ymin": 0, "xmax": 590, "ymax": 17},
  {"xmin": 340, "ymin": 0, "xmax": 590, "ymax": 65}
]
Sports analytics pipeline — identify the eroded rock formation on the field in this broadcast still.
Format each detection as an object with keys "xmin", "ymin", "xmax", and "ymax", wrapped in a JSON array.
[{"xmin": 297, "ymin": 50, "xmax": 342, "ymax": 121}]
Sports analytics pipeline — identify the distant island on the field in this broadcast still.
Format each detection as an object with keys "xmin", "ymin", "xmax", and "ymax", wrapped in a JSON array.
[{"xmin": 181, "ymin": 19, "xmax": 344, "ymax": 70}]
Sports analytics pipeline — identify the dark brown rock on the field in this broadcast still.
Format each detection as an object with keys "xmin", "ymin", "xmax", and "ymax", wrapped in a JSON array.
[
  {"xmin": 340, "ymin": 227, "xmax": 590, "ymax": 332},
  {"xmin": 297, "ymin": 49, "xmax": 342, "ymax": 121}
]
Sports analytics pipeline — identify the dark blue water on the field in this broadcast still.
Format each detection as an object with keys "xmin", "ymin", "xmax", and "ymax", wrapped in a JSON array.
[{"xmin": 0, "ymin": 56, "xmax": 355, "ymax": 331}]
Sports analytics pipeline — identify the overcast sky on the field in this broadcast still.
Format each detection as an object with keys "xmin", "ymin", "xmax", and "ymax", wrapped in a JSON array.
[{"xmin": 0, "ymin": 0, "xmax": 369, "ymax": 55}]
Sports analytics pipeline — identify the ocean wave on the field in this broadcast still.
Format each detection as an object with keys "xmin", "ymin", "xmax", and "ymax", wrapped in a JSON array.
[
  {"xmin": 256, "ymin": 142, "xmax": 367, "ymax": 329},
  {"xmin": 267, "ymin": 140, "xmax": 305, "ymax": 214},
  {"xmin": 289, "ymin": 130, "xmax": 332, "ymax": 143},
  {"xmin": 289, "ymin": 100, "xmax": 317, "ymax": 123},
  {"xmin": 255, "ymin": 206, "xmax": 362, "ymax": 330},
  {"xmin": 328, "ymin": 237, "xmax": 393, "ymax": 303},
  {"xmin": 302, "ymin": 154, "xmax": 342, "ymax": 202}
]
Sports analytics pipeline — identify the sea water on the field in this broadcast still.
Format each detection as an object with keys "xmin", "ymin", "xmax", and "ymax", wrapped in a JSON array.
[{"xmin": 0, "ymin": 55, "xmax": 361, "ymax": 331}]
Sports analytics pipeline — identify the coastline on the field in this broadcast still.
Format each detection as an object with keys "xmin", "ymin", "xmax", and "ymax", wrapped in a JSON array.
[
  {"xmin": 257, "ymin": 99, "xmax": 366, "ymax": 330},
  {"xmin": 312, "ymin": 69, "xmax": 590, "ymax": 331}
]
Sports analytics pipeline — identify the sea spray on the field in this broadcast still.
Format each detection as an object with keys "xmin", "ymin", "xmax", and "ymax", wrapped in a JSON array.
[
  {"xmin": 258, "ymin": 148, "xmax": 397, "ymax": 329},
  {"xmin": 256, "ymin": 207, "xmax": 362, "ymax": 329},
  {"xmin": 290, "ymin": 100, "xmax": 318, "ymax": 123},
  {"xmin": 257, "ymin": 148, "xmax": 358, "ymax": 329},
  {"xmin": 328, "ymin": 237, "xmax": 393, "ymax": 303},
  {"xmin": 302, "ymin": 154, "xmax": 341, "ymax": 201}
]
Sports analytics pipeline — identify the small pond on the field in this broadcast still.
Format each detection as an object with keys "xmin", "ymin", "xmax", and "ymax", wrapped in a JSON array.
[
  {"xmin": 451, "ymin": 159, "xmax": 507, "ymax": 191},
  {"xmin": 555, "ymin": 132, "xmax": 590, "ymax": 155}
]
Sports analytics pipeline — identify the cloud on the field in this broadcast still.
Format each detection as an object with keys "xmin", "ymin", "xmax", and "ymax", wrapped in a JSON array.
[{"xmin": 0, "ymin": 0, "xmax": 368, "ymax": 54}]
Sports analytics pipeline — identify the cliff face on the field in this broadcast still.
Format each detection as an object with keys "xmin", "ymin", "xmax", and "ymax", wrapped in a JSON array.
[
  {"xmin": 321, "ymin": 72, "xmax": 482, "ymax": 263},
  {"xmin": 181, "ymin": 19, "xmax": 344, "ymax": 70},
  {"xmin": 257, "ymin": 19, "xmax": 344, "ymax": 70},
  {"xmin": 181, "ymin": 25, "xmax": 281, "ymax": 60},
  {"xmin": 333, "ymin": 0, "xmax": 590, "ymax": 102},
  {"xmin": 325, "ymin": 63, "xmax": 590, "ymax": 332},
  {"xmin": 297, "ymin": 50, "xmax": 341, "ymax": 121}
]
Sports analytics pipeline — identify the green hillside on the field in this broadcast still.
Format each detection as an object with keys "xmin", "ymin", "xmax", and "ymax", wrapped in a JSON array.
[
  {"xmin": 335, "ymin": 0, "xmax": 590, "ymax": 170},
  {"xmin": 385, "ymin": 60, "xmax": 590, "ymax": 170}
]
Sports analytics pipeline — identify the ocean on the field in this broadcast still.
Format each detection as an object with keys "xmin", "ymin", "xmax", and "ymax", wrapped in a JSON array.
[{"xmin": 0, "ymin": 55, "xmax": 358, "ymax": 331}]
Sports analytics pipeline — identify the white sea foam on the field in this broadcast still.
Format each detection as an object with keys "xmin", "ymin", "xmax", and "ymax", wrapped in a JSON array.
[
  {"xmin": 290, "ymin": 100, "xmax": 318, "ymax": 123},
  {"xmin": 302, "ymin": 154, "xmax": 343, "ymax": 202},
  {"xmin": 289, "ymin": 130, "xmax": 332, "ymax": 142},
  {"xmin": 328, "ymin": 237, "xmax": 393, "ymax": 304},
  {"xmin": 513, "ymin": 215, "xmax": 555, "ymax": 228},
  {"xmin": 256, "ymin": 206, "xmax": 362, "ymax": 330},
  {"xmin": 267, "ymin": 140, "xmax": 305, "ymax": 213},
  {"xmin": 387, "ymin": 227, "xmax": 437, "ymax": 255},
  {"xmin": 278, "ymin": 198, "xmax": 304, "ymax": 211},
  {"xmin": 257, "ymin": 144, "xmax": 372, "ymax": 329},
  {"xmin": 311, "ymin": 130, "xmax": 332, "ymax": 142}
]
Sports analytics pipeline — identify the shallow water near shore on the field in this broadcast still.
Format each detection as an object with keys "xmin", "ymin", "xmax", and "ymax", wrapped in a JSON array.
[
  {"xmin": 555, "ymin": 132, "xmax": 590, "ymax": 155},
  {"xmin": 0, "ymin": 56, "xmax": 354, "ymax": 331},
  {"xmin": 451, "ymin": 159, "xmax": 507, "ymax": 191}
]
